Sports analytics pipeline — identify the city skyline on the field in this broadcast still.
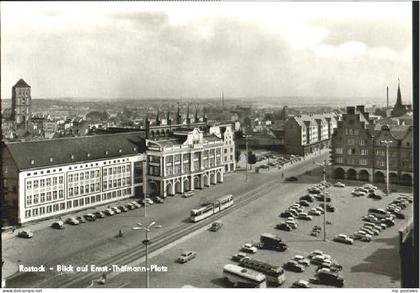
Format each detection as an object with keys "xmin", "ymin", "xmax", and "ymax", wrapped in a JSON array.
[{"xmin": 1, "ymin": 2, "xmax": 412, "ymax": 101}]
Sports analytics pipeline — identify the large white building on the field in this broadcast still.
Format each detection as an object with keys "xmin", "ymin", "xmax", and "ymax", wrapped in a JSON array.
[
  {"xmin": 145, "ymin": 127, "xmax": 229, "ymax": 197},
  {"xmin": 2, "ymin": 132, "xmax": 146, "ymax": 225}
]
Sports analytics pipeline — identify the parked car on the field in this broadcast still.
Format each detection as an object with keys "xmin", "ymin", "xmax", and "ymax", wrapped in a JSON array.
[
  {"xmin": 283, "ymin": 260, "xmax": 305, "ymax": 272},
  {"xmin": 293, "ymin": 255, "xmax": 310, "ymax": 266},
  {"xmin": 132, "ymin": 201, "xmax": 142, "ymax": 208},
  {"xmin": 241, "ymin": 243, "xmax": 257, "ymax": 254},
  {"xmin": 334, "ymin": 182, "xmax": 345, "ymax": 188},
  {"xmin": 103, "ymin": 209, "xmax": 115, "ymax": 216},
  {"xmin": 315, "ymin": 207, "xmax": 325, "ymax": 214},
  {"xmin": 126, "ymin": 203, "xmax": 136, "ymax": 210},
  {"xmin": 276, "ymin": 223, "xmax": 292, "ymax": 232},
  {"xmin": 300, "ymin": 194, "xmax": 314, "ymax": 202},
  {"xmin": 280, "ymin": 211, "xmax": 293, "ymax": 218},
  {"xmin": 231, "ymin": 252, "xmax": 249, "ymax": 262},
  {"xmin": 51, "ymin": 221, "xmax": 64, "ymax": 229},
  {"xmin": 177, "ymin": 251, "xmax": 197, "ymax": 263},
  {"xmin": 291, "ymin": 280, "xmax": 311, "ymax": 288},
  {"xmin": 118, "ymin": 205, "xmax": 129, "ymax": 212},
  {"xmin": 182, "ymin": 191, "xmax": 194, "ymax": 198},
  {"xmin": 297, "ymin": 213, "xmax": 312, "ymax": 221},
  {"xmin": 209, "ymin": 221, "xmax": 223, "ymax": 232},
  {"xmin": 299, "ymin": 200, "xmax": 310, "ymax": 207},
  {"xmin": 320, "ymin": 203, "xmax": 335, "ymax": 212},
  {"xmin": 65, "ymin": 217, "xmax": 79, "ymax": 225},
  {"xmin": 154, "ymin": 196, "xmax": 164, "ymax": 203},
  {"xmin": 285, "ymin": 176, "xmax": 298, "ymax": 181},
  {"xmin": 308, "ymin": 250, "xmax": 326, "ymax": 259},
  {"xmin": 316, "ymin": 269, "xmax": 344, "ymax": 287},
  {"xmin": 333, "ymin": 234, "xmax": 354, "ymax": 245},
  {"xmin": 83, "ymin": 214, "xmax": 97, "ymax": 221},
  {"xmin": 381, "ymin": 218, "xmax": 395, "ymax": 227},
  {"xmin": 392, "ymin": 211, "xmax": 406, "ymax": 219},
  {"xmin": 76, "ymin": 216, "xmax": 87, "ymax": 223},
  {"xmin": 111, "ymin": 207, "xmax": 122, "ymax": 214},
  {"xmin": 17, "ymin": 229, "xmax": 33, "ymax": 238},
  {"xmin": 352, "ymin": 191, "xmax": 366, "ymax": 197},
  {"xmin": 94, "ymin": 211, "xmax": 106, "ymax": 218},
  {"xmin": 308, "ymin": 209, "xmax": 322, "ymax": 216},
  {"xmin": 286, "ymin": 220, "xmax": 298, "ymax": 229}
]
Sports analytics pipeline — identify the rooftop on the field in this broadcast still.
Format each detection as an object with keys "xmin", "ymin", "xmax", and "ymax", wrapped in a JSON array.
[{"xmin": 6, "ymin": 132, "xmax": 146, "ymax": 170}]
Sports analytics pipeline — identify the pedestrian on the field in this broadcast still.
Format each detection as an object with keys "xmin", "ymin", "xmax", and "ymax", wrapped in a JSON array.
[{"xmin": 118, "ymin": 228, "xmax": 123, "ymax": 238}]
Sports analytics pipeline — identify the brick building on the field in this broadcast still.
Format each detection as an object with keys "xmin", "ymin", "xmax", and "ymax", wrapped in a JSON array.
[{"xmin": 331, "ymin": 105, "xmax": 413, "ymax": 186}]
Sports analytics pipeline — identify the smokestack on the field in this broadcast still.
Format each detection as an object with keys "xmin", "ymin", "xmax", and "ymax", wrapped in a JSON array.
[
  {"xmin": 386, "ymin": 86, "xmax": 389, "ymax": 108},
  {"xmin": 222, "ymin": 92, "xmax": 224, "ymax": 109}
]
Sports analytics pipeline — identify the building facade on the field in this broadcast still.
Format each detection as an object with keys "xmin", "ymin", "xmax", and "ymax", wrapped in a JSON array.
[
  {"xmin": 2, "ymin": 133, "xmax": 146, "ymax": 225},
  {"xmin": 145, "ymin": 128, "xmax": 225, "ymax": 197},
  {"xmin": 331, "ymin": 105, "xmax": 413, "ymax": 186},
  {"xmin": 284, "ymin": 113, "xmax": 338, "ymax": 156},
  {"xmin": 11, "ymin": 79, "xmax": 32, "ymax": 129}
]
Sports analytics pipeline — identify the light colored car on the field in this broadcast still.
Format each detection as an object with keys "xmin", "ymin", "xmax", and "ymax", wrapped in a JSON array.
[
  {"xmin": 17, "ymin": 229, "xmax": 33, "ymax": 238},
  {"xmin": 293, "ymin": 255, "xmax": 310, "ymax": 266},
  {"xmin": 297, "ymin": 213, "xmax": 312, "ymax": 221},
  {"xmin": 132, "ymin": 201, "xmax": 142, "ymax": 208},
  {"xmin": 291, "ymin": 280, "xmax": 311, "ymax": 288},
  {"xmin": 231, "ymin": 252, "xmax": 249, "ymax": 262},
  {"xmin": 51, "ymin": 220, "xmax": 65, "ymax": 229},
  {"xmin": 177, "ymin": 251, "xmax": 197, "ymax": 263},
  {"xmin": 308, "ymin": 250, "xmax": 325, "ymax": 259},
  {"xmin": 309, "ymin": 209, "xmax": 322, "ymax": 216},
  {"xmin": 363, "ymin": 184, "xmax": 377, "ymax": 190},
  {"xmin": 334, "ymin": 182, "xmax": 345, "ymax": 188},
  {"xmin": 286, "ymin": 220, "xmax": 298, "ymax": 229},
  {"xmin": 182, "ymin": 191, "xmax": 194, "ymax": 198},
  {"xmin": 65, "ymin": 217, "xmax": 79, "ymax": 225},
  {"xmin": 241, "ymin": 243, "xmax": 257, "ymax": 254},
  {"xmin": 146, "ymin": 198, "xmax": 154, "ymax": 204},
  {"xmin": 104, "ymin": 209, "xmax": 115, "ymax": 216},
  {"xmin": 111, "ymin": 207, "xmax": 122, "ymax": 214},
  {"xmin": 333, "ymin": 234, "xmax": 354, "ymax": 245}
]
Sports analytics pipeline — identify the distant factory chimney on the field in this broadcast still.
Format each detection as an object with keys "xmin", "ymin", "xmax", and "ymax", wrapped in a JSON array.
[
  {"xmin": 222, "ymin": 91, "xmax": 224, "ymax": 110},
  {"xmin": 387, "ymin": 86, "xmax": 389, "ymax": 108}
]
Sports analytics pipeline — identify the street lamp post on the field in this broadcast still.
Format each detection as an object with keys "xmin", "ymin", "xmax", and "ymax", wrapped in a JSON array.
[
  {"xmin": 144, "ymin": 191, "xmax": 147, "ymax": 217},
  {"xmin": 381, "ymin": 140, "xmax": 393, "ymax": 196},
  {"xmin": 132, "ymin": 221, "xmax": 162, "ymax": 288},
  {"xmin": 244, "ymin": 134, "xmax": 250, "ymax": 182},
  {"xmin": 316, "ymin": 160, "xmax": 328, "ymax": 241}
]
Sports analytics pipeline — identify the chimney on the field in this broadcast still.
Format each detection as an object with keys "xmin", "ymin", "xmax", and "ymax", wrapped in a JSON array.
[
  {"xmin": 386, "ymin": 86, "xmax": 389, "ymax": 108},
  {"xmin": 346, "ymin": 106, "xmax": 355, "ymax": 114}
]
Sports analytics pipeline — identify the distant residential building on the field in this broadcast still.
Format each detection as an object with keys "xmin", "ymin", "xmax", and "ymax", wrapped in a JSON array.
[
  {"xmin": 284, "ymin": 113, "xmax": 338, "ymax": 156},
  {"xmin": 11, "ymin": 79, "xmax": 32, "ymax": 130},
  {"xmin": 331, "ymin": 105, "xmax": 413, "ymax": 186}
]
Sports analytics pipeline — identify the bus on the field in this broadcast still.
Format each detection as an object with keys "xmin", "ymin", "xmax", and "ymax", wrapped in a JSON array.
[
  {"xmin": 239, "ymin": 258, "xmax": 286, "ymax": 286},
  {"xmin": 223, "ymin": 264, "xmax": 267, "ymax": 288},
  {"xmin": 190, "ymin": 194, "xmax": 233, "ymax": 222}
]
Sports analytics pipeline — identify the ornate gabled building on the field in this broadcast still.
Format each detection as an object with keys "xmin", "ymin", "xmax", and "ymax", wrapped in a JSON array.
[{"xmin": 331, "ymin": 105, "xmax": 413, "ymax": 186}]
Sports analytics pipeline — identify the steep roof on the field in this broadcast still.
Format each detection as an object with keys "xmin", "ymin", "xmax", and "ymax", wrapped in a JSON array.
[
  {"xmin": 13, "ymin": 79, "xmax": 31, "ymax": 88},
  {"xmin": 6, "ymin": 132, "xmax": 146, "ymax": 170}
]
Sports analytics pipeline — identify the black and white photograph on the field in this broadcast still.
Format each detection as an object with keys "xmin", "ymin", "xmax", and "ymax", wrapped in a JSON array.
[{"xmin": 0, "ymin": 1, "xmax": 418, "ymax": 290}]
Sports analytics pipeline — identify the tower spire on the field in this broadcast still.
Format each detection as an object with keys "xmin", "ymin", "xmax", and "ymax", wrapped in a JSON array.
[
  {"xmin": 156, "ymin": 107, "xmax": 161, "ymax": 126},
  {"xmin": 176, "ymin": 102, "xmax": 182, "ymax": 124}
]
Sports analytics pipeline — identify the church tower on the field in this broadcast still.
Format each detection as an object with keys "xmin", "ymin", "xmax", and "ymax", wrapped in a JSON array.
[
  {"xmin": 391, "ymin": 79, "xmax": 408, "ymax": 117},
  {"xmin": 156, "ymin": 108, "xmax": 161, "ymax": 126},
  {"xmin": 176, "ymin": 102, "xmax": 182, "ymax": 125},
  {"xmin": 11, "ymin": 79, "xmax": 31, "ymax": 129}
]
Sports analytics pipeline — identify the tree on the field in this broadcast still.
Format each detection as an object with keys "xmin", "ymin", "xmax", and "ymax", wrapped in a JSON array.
[
  {"xmin": 247, "ymin": 151, "xmax": 257, "ymax": 170},
  {"xmin": 235, "ymin": 149, "xmax": 241, "ymax": 163}
]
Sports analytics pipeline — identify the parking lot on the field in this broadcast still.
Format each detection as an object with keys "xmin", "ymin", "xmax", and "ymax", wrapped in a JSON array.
[{"xmin": 99, "ymin": 173, "xmax": 413, "ymax": 288}]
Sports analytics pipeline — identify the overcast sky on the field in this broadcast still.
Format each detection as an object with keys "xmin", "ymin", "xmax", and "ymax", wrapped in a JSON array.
[{"xmin": 1, "ymin": 2, "xmax": 412, "ymax": 103}]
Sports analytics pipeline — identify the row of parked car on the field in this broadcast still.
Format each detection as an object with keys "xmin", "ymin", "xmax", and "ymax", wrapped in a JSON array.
[{"xmin": 351, "ymin": 184, "xmax": 382, "ymax": 200}]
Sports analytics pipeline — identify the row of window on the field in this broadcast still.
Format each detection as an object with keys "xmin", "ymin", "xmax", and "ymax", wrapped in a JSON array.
[
  {"xmin": 26, "ymin": 176, "xmax": 64, "ymax": 190},
  {"xmin": 344, "ymin": 128, "xmax": 360, "ymax": 136},
  {"xmin": 26, "ymin": 190, "xmax": 65, "ymax": 206},
  {"xmin": 24, "ymin": 188, "xmax": 132, "ymax": 219},
  {"xmin": 68, "ymin": 170, "xmax": 100, "ymax": 183},
  {"xmin": 103, "ymin": 177, "xmax": 131, "ymax": 191},
  {"xmin": 69, "ymin": 183, "xmax": 100, "ymax": 197},
  {"xmin": 103, "ymin": 165, "xmax": 131, "ymax": 177},
  {"xmin": 335, "ymin": 156, "xmax": 410, "ymax": 168}
]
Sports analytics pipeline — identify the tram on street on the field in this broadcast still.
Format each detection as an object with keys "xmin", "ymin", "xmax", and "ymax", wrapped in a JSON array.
[{"xmin": 190, "ymin": 194, "xmax": 233, "ymax": 222}]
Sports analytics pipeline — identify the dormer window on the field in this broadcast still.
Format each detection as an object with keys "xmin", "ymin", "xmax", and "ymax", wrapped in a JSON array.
[
  {"xmin": 30, "ymin": 159, "xmax": 35, "ymax": 165},
  {"xmin": 119, "ymin": 149, "xmax": 122, "ymax": 153},
  {"xmin": 71, "ymin": 154, "xmax": 75, "ymax": 160},
  {"xmin": 87, "ymin": 153, "xmax": 91, "ymax": 158},
  {"xmin": 49, "ymin": 157, "xmax": 54, "ymax": 163},
  {"xmin": 105, "ymin": 151, "xmax": 109, "ymax": 155},
  {"xmin": 133, "ymin": 147, "xmax": 137, "ymax": 152}
]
